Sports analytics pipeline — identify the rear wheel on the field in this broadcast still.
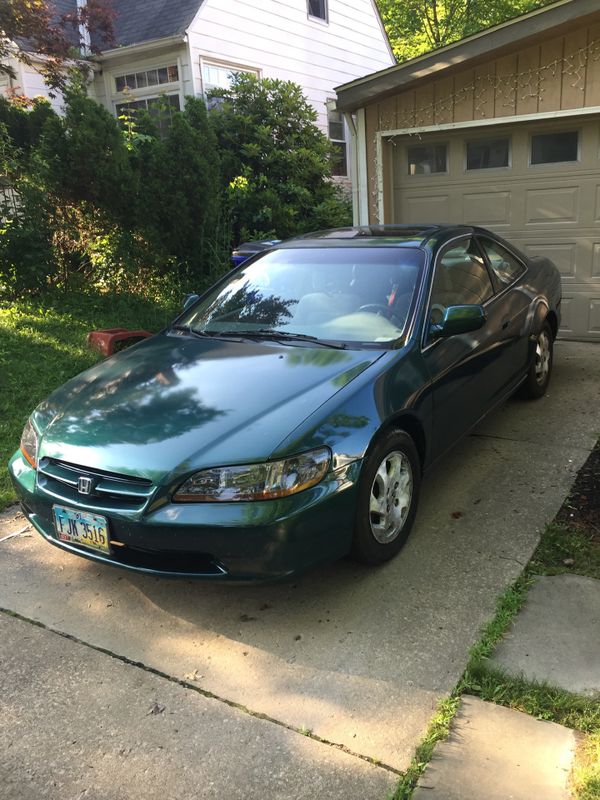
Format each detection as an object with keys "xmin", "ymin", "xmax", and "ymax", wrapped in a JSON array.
[
  {"xmin": 351, "ymin": 430, "xmax": 421, "ymax": 565},
  {"xmin": 521, "ymin": 321, "xmax": 553, "ymax": 399}
]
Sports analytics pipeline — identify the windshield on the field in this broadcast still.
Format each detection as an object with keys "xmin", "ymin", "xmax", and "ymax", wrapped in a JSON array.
[{"xmin": 178, "ymin": 246, "xmax": 425, "ymax": 345}]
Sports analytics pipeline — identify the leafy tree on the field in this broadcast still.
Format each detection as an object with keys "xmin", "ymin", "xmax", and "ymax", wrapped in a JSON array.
[
  {"xmin": 0, "ymin": 0, "xmax": 114, "ymax": 92},
  {"xmin": 36, "ymin": 85, "xmax": 133, "ymax": 221},
  {"xmin": 136, "ymin": 96, "xmax": 222, "ymax": 278},
  {"xmin": 377, "ymin": 0, "xmax": 555, "ymax": 62},
  {"xmin": 210, "ymin": 74, "xmax": 351, "ymax": 241}
]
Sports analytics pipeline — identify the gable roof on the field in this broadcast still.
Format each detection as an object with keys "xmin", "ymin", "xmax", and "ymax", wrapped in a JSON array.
[
  {"xmin": 96, "ymin": 0, "xmax": 202, "ymax": 49},
  {"xmin": 336, "ymin": 0, "xmax": 599, "ymax": 112}
]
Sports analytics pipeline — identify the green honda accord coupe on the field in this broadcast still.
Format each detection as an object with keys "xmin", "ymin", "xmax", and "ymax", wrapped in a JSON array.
[{"xmin": 9, "ymin": 225, "xmax": 561, "ymax": 581}]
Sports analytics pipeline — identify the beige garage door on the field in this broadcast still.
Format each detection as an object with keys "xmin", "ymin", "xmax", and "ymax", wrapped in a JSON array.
[{"xmin": 392, "ymin": 117, "xmax": 600, "ymax": 341}]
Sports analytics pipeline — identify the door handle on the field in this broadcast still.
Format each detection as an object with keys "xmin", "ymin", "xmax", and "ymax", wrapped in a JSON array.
[{"xmin": 501, "ymin": 319, "xmax": 511, "ymax": 330}]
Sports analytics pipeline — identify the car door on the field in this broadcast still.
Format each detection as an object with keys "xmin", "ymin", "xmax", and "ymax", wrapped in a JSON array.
[{"xmin": 420, "ymin": 236, "xmax": 509, "ymax": 462}]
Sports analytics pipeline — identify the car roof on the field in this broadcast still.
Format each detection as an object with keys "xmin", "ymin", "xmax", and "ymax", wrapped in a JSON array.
[{"xmin": 281, "ymin": 225, "xmax": 482, "ymax": 250}]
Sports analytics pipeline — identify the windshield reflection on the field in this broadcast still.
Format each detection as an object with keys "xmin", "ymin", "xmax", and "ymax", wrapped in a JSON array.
[{"xmin": 181, "ymin": 247, "xmax": 424, "ymax": 345}]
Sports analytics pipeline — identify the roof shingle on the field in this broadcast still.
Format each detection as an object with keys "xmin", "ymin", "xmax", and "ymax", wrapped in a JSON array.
[{"xmin": 100, "ymin": 0, "xmax": 202, "ymax": 48}]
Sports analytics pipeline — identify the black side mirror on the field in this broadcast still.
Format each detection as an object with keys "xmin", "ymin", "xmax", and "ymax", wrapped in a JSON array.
[
  {"xmin": 182, "ymin": 293, "xmax": 199, "ymax": 312},
  {"xmin": 430, "ymin": 304, "xmax": 486, "ymax": 339}
]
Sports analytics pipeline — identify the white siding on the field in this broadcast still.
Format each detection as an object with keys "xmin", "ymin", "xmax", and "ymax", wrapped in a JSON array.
[
  {"xmin": 0, "ymin": 57, "xmax": 65, "ymax": 114},
  {"xmin": 187, "ymin": 0, "xmax": 393, "ymax": 133}
]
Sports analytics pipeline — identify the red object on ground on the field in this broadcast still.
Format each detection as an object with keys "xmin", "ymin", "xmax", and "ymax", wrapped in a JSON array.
[{"xmin": 87, "ymin": 328, "xmax": 152, "ymax": 357}]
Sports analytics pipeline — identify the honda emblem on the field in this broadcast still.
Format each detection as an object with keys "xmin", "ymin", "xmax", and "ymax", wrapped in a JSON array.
[{"xmin": 77, "ymin": 476, "xmax": 93, "ymax": 495}]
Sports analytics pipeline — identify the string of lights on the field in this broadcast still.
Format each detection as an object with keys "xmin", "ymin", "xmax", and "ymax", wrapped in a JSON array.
[{"xmin": 378, "ymin": 38, "xmax": 600, "ymax": 130}]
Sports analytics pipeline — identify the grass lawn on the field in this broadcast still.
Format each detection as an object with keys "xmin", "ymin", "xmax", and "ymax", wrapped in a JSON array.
[{"xmin": 0, "ymin": 289, "xmax": 179, "ymax": 509}]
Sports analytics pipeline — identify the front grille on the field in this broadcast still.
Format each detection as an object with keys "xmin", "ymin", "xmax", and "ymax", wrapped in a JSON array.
[{"xmin": 37, "ymin": 458, "xmax": 155, "ymax": 511}]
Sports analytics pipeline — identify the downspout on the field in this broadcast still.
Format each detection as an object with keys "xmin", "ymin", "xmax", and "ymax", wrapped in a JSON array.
[
  {"xmin": 76, "ymin": 0, "xmax": 91, "ymax": 55},
  {"xmin": 343, "ymin": 111, "xmax": 359, "ymax": 226}
]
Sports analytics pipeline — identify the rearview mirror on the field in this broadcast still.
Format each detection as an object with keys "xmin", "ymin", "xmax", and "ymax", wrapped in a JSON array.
[
  {"xmin": 430, "ymin": 304, "xmax": 486, "ymax": 339},
  {"xmin": 182, "ymin": 293, "xmax": 199, "ymax": 312}
]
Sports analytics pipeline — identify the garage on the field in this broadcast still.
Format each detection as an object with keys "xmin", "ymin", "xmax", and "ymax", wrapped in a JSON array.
[
  {"xmin": 392, "ymin": 118, "xmax": 600, "ymax": 340},
  {"xmin": 335, "ymin": 0, "xmax": 600, "ymax": 341}
]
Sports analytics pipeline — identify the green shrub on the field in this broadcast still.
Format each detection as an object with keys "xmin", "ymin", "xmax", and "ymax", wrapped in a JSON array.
[{"xmin": 210, "ymin": 74, "xmax": 351, "ymax": 241}]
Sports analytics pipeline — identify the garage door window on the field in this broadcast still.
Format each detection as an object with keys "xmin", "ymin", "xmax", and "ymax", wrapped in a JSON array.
[
  {"xmin": 531, "ymin": 131, "xmax": 578, "ymax": 165},
  {"xmin": 478, "ymin": 238, "xmax": 525, "ymax": 287},
  {"xmin": 407, "ymin": 144, "xmax": 447, "ymax": 175},
  {"xmin": 466, "ymin": 138, "xmax": 509, "ymax": 170}
]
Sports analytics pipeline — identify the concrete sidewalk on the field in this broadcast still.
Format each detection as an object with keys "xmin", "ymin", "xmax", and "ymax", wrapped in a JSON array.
[
  {"xmin": 1, "ymin": 340, "xmax": 599, "ymax": 797},
  {"xmin": 413, "ymin": 574, "xmax": 600, "ymax": 799}
]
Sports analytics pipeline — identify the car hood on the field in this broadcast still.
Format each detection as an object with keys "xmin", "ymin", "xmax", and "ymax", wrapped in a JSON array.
[{"xmin": 35, "ymin": 333, "xmax": 383, "ymax": 482}]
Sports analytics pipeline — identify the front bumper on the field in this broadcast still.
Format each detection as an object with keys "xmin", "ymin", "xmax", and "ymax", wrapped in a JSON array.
[{"xmin": 9, "ymin": 451, "xmax": 362, "ymax": 582}]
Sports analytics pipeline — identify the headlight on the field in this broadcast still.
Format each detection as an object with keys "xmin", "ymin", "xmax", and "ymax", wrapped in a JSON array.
[
  {"xmin": 173, "ymin": 447, "xmax": 331, "ymax": 502},
  {"xmin": 20, "ymin": 419, "xmax": 38, "ymax": 468}
]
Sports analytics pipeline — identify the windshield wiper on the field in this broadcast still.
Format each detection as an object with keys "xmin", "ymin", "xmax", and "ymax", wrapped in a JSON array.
[
  {"xmin": 170, "ymin": 325, "xmax": 244, "ymax": 341},
  {"xmin": 241, "ymin": 329, "xmax": 347, "ymax": 349}
]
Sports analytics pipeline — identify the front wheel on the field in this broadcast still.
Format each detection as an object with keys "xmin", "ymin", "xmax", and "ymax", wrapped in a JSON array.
[
  {"xmin": 521, "ymin": 321, "xmax": 553, "ymax": 399},
  {"xmin": 351, "ymin": 430, "xmax": 421, "ymax": 565}
]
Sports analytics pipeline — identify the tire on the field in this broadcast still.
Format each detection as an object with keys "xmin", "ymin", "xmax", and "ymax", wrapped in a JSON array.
[
  {"xmin": 351, "ymin": 430, "xmax": 421, "ymax": 565},
  {"xmin": 521, "ymin": 321, "xmax": 553, "ymax": 399}
]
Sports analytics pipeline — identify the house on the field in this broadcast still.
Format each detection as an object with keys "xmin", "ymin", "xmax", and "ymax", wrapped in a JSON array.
[
  {"xmin": 2, "ymin": 0, "xmax": 395, "ymax": 187},
  {"xmin": 0, "ymin": 0, "xmax": 81, "ymax": 114},
  {"xmin": 335, "ymin": 0, "xmax": 600, "ymax": 341}
]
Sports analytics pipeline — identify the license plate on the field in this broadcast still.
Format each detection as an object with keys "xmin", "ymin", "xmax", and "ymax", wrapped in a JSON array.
[{"xmin": 52, "ymin": 506, "xmax": 110, "ymax": 555}]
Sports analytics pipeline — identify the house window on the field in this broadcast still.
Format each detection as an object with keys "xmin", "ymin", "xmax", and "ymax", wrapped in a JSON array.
[
  {"xmin": 308, "ymin": 0, "xmax": 327, "ymax": 21},
  {"xmin": 531, "ymin": 131, "xmax": 578, "ymax": 165},
  {"xmin": 328, "ymin": 105, "xmax": 347, "ymax": 177},
  {"xmin": 115, "ymin": 65, "xmax": 178, "ymax": 92},
  {"xmin": 116, "ymin": 94, "xmax": 181, "ymax": 137},
  {"xmin": 407, "ymin": 144, "xmax": 447, "ymax": 175},
  {"xmin": 202, "ymin": 62, "xmax": 259, "ymax": 94},
  {"xmin": 466, "ymin": 138, "xmax": 510, "ymax": 170}
]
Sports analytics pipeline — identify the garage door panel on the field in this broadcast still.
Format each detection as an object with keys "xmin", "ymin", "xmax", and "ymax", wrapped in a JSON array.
[
  {"xmin": 398, "ymin": 194, "xmax": 452, "ymax": 224},
  {"xmin": 593, "ymin": 245, "xmax": 600, "ymax": 277},
  {"xmin": 524, "ymin": 242, "xmax": 577, "ymax": 277},
  {"xmin": 593, "ymin": 186, "xmax": 600, "ymax": 222},
  {"xmin": 462, "ymin": 191, "xmax": 511, "ymax": 226},
  {"xmin": 525, "ymin": 187, "xmax": 579, "ymax": 224},
  {"xmin": 560, "ymin": 294, "xmax": 600, "ymax": 339}
]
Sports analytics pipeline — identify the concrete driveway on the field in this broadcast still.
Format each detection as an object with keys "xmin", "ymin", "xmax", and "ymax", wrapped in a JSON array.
[{"xmin": 1, "ymin": 341, "xmax": 599, "ymax": 798}]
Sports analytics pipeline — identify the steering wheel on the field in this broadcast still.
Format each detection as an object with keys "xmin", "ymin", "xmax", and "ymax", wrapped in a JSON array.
[
  {"xmin": 358, "ymin": 303, "xmax": 394, "ymax": 319},
  {"xmin": 430, "ymin": 303, "xmax": 446, "ymax": 325}
]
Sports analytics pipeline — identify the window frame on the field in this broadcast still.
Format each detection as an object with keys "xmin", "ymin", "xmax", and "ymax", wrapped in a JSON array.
[
  {"xmin": 200, "ymin": 59, "xmax": 261, "ymax": 100},
  {"xmin": 465, "ymin": 136, "xmax": 511, "ymax": 172},
  {"xmin": 327, "ymin": 102, "xmax": 347, "ymax": 177},
  {"xmin": 475, "ymin": 235, "xmax": 528, "ymax": 294},
  {"xmin": 114, "ymin": 64, "xmax": 179, "ymax": 94},
  {"xmin": 115, "ymin": 93, "xmax": 182, "ymax": 137},
  {"xmin": 529, "ymin": 129, "xmax": 580, "ymax": 167}
]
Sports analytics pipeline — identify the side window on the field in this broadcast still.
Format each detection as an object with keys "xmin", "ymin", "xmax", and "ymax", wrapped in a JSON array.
[
  {"xmin": 478, "ymin": 238, "xmax": 525, "ymax": 287},
  {"xmin": 428, "ymin": 239, "xmax": 493, "ymax": 330}
]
